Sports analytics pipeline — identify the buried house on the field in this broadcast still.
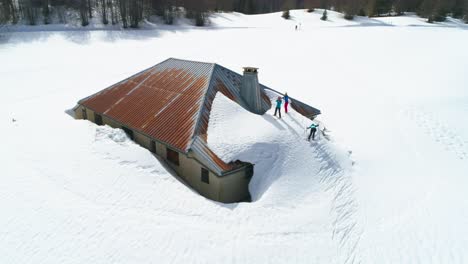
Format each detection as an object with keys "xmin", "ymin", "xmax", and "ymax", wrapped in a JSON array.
[{"xmin": 74, "ymin": 58, "xmax": 321, "ymax": 203}]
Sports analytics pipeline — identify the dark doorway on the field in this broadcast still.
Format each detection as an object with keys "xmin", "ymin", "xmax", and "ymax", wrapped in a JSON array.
[
  {"xmin": 82, "ymin": 108, "xmax": 87, "ymax": 120},
  {"xmin": 94, "ymin": 113, "xmax": 103, "ymax": 125},
  {"xmin": 245, "ymin": 164, "xmax": 254, "ymax": 180},
  {"xmin": 122, "ymin": 127, "xmax": 134, "ymax": 140},
  {"xmin": 150, "ymin": 141, "xmax": 156, "ymax": 153}
]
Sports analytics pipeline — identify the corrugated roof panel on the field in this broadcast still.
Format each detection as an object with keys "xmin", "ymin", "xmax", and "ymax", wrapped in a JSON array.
[{"xmin": 80, "ymin": 58, "xmax": 214, "ymax": 152}]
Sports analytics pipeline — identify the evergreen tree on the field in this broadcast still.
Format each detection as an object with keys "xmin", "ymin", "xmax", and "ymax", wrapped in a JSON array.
[
  {"xmin": 452, "ymin": 0, "xmax": 464, "ymax": 17},
  {"xmin": 393, "ymin": 0, "xmax": 405, "ymax": 15},
  {"xmin": 343, "ymin": 0, "xmax": 363, "ymax": 19},
  {"xmin": 419, "ymin": 0, "xmax": 436, "ymax": 22},
  {"xmin": 321, "ymin": 9, "xmax": 327, "ymax": 19},
  {"xmin": 464, "ymin": 0, "xmax": 468, "ymax": 22}
]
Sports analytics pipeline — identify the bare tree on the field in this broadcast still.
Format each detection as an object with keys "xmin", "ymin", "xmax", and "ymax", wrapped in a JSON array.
[
  {"xmin": 19, "ymin": 0, "xmax": 41, "ymax": 25},
  {"xmin": 42, "ymin": 0, "xmax": 50, "ymax": 24},
  {"xmin": 99, "ymin": 0, "xmax": 108, "ymax": 24},
  {"xmin": 108, "ymin": 0, "xmax": 117, "ymax": 24},
  {"xmin": 0, "ymin": 0, "xmax": 19, "ymax": 24}
]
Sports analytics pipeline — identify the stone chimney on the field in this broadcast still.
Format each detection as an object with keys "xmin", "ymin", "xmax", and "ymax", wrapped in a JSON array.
[{"xmin": 241, "ymin": 67, "xmax": 265, "ymax": 114}]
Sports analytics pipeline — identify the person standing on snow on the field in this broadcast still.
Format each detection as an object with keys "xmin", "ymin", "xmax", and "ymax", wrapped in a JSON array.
[
  {"xmin": 283, "ymin": 93, "xmax": 289, "ymax": 114},
  {"xmin": 274, "ymin": 96, "xmax": 282, "ymax": 119},
  {"xmin": 306, "ymin": 122, "xmax": 319, "ymax": 141}
]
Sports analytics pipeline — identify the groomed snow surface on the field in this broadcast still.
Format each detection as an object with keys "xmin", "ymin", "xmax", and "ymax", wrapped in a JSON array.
[{"xmin": 1, "ymin": 9, "xmax": 468, "ymax": 264}]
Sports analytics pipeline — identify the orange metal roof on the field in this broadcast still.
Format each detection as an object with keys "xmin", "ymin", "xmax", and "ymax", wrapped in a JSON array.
[{"xmin": 81, "ymin": 64, "xmax": 211, "ymax": 152}]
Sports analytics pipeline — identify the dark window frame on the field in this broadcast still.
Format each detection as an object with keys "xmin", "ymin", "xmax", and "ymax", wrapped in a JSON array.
[
  {"xmin": 166, "ymin": 147, "xmax": 180, "ymax": 166},
  {"xmin": 201, "ymin": 168, "xmax": 209, "ymax": 184}
]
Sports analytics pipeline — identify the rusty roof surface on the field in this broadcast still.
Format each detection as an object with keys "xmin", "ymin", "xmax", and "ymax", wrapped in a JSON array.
[
  {"xmin": 80, "ymin": 59, "xmax": 214, "ymax": 152},
  {"xmin": 78, "ymin": 58, "xmax": 320, "ymax": 175}
]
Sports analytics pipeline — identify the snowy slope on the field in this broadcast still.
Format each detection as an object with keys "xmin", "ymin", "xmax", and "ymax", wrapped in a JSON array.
[{"xmin": 1, "ymin": 10, "xmax": 468, "ymax": 264}]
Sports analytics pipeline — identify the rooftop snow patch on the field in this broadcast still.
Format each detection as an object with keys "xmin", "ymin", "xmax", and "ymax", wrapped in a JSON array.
[{"xmin": 207, "ymin": 91, "xmax": 331, "ymax": 200}]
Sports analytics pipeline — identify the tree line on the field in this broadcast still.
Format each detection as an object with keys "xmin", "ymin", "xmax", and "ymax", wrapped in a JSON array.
[{"xmin": 0, "ymin": 0, "xmax": 467, "ymax": 27}]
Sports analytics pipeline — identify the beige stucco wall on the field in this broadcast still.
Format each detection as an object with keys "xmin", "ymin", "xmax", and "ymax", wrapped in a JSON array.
[
  {"xmin": 219, "ymin": 168, "xmax": 251, "ymax": 203},
  {"xmin": 133, "ymin": 131, "xmax": 151, "ymax": 150},
  {"xmin": 74, "ymin": 105, "xmax": 95, "ymax": 123},
  {"xmin": 102, "ymin": 116, "xmax": 120, "ymax": 128},
  {"xmin": 164, "ymin": 151, "xmax": 221, "ymax": 201},
  {"xmin": 74, "ymin": 105, "xmax": 252, "ymax": 203},
  {"xmin": 74, "ymin": 105, "xmax": 84, "ymax": 119}
]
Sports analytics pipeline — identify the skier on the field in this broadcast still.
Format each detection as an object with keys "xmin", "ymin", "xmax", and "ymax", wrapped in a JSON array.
[
  {"xmin": 283, "ymin": 93, "xmax": 289, "ymax": 114},
  {"xmin": 306, "ymin": 122, "xmax": 319, "ymax": 141},
  {"xmin": 274, "ymin": 96, "xmax": 282, "ymax": 119}
]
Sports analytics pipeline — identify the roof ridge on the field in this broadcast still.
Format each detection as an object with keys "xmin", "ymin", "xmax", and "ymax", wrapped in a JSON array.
[
  {"xmin": 168, "ymin": 57, "xmax": 216, "ymax": 66},
  {"xmin": 187, "ymin": 63, "xmax": 217, "ymax": 151}
]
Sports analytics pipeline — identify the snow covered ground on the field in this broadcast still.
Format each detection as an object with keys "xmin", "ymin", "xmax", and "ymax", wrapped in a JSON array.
[{"xmin": 1, "ymin": 10, "xmax": 468, "ymax": 263}]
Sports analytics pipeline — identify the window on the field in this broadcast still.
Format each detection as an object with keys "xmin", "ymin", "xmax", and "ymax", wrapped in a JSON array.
[
  {"xmin": 166, "ymin": 148, "xmax": 179, "ymax": 166},
  {"xmin": 150, "ymin": 141, "xmax": 156, "ymax": 153},
  {"xmin": 122, "ymin": 126, "xmax": 134, "ymax": 140},
  {"xmin": 201, "ymin": 168, "xmax": 209, "ymax": 184},
  {"xmin": 81, "ymin": 108, "xmax": 87, "ymax": 120},
  {"xmin": 94, "ymin": 113, "xmax": 103, "ymax": 125}
]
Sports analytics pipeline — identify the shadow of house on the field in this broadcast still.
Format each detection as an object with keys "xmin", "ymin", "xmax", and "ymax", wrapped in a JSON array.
[{"xmin": 73, "ymin": 58, "xmax": 320, "ymax": 203}]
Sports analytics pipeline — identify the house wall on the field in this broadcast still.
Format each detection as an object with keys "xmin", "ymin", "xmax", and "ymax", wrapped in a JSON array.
[
  {"xmin": 74, "ymin": 105, "xmax": 252, "ymax": 203},
  {"xmin": 219, "ymin": 167, "xmax": 252, "ymax": 203},
  {"xmin": 167, "ymin": 152, "xmax": 222, "ymax": 201}
]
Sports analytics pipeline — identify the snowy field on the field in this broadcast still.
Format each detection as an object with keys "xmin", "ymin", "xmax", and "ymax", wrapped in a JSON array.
[{"xmin": 1, "ymin": 10, "xmax": 468, "ymax": 264}]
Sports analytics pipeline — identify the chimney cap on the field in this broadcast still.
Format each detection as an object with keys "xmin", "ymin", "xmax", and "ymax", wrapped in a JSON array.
[{"xmin": 243, "ymin": 67, "xmax": 259, "ymax": 73}]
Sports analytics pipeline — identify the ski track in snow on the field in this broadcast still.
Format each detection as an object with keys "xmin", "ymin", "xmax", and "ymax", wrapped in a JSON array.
[
  {"xmin": 314, "ymin": 141, "xmax": 362, "ymax": 264},
  {"xmin": 402, "ymin": 105, "xmax": 468, "ymax": 161}
]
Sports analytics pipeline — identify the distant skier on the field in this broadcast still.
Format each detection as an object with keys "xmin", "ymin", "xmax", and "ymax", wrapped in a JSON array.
[
  {"xmin": 283, "ymin": 93, "xmax": 289, "ymax": 114},
  {"xmin": 306, "ymin": 122, "xmax": 319, "ymax": 141},
  {"xmin": 274, "ymin": 96, "xmax": 282, "ymax": 118},
  {"xmin": 295, "ymin": 25, "xmax": 298, "ymax": 30}
]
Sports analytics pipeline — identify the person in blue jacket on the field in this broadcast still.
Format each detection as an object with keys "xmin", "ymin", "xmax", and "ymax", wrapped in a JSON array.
[
  {"xmin": 274, "ymin": 96, "xmax": 282, "ymax": 118},
  {"xmin": 307, "ymin": 122, "xmax": 319, "ymax": 141}
]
